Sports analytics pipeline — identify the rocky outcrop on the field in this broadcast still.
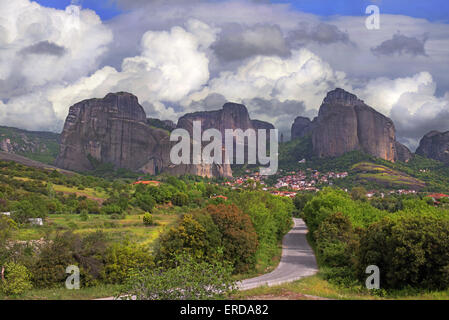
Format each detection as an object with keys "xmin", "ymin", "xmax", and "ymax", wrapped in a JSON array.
[
  {"xmin": 292, "ymin": 88, "xmax": 407, "ymax": 162},
  {"xmin": 251, "ymin": 119, "xmax": 275, "ymax": 131},
  {"xmin": 56, "ymin": 92, "xmax": 232, "ymax": 178},
  {"xmin": 416, "ymin": 130, "xmax": 449, "ymax": 163},
  {"xmin": 291, "ymin": 116, "xmax": 315, "ymax": 140},
  {"xmin": 395, "ymin": 141, "xmax": 413, "ymax": 163},
  {"xmin": 178, "ymin": 102, "xmax": 275, "ymax": 137}
]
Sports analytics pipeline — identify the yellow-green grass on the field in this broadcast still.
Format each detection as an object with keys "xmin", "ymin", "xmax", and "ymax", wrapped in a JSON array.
[
  {"xmin": 11, "ymin": 212, "xmax": 180, "ymax": 245},
  {"xmin": 234, "ymin": 274, "xmax": 449, "ymax": 300},
  {"xmin": 11, "ymin": 176, "xmax": 109, "ymax": 200},
  {"xmin": 52, "ymin": 184, "xmax": 109, "ymax": 200},
  {"xmin": 0, "ymin": 284, "xmax": 120, "ymax": 300}
]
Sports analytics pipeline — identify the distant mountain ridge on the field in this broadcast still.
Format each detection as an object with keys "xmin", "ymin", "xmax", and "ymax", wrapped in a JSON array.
[{"xmin": 0, "ymin": 126, "xmax": 60, "ymax": 164}]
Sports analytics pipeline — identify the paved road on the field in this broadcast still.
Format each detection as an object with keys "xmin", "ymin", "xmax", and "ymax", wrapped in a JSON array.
[
  {"xmin": 96, "ymin": 218, "xmax": 318, "ymax": 299},
  {"xmin": 237, "ymin": 218, "xmax": 318, "ymax": 291}
]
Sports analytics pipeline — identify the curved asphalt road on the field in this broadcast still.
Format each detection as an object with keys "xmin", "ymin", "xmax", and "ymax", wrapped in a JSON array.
[
  {"xmin": 96, "ymin": 218, "xmax": 317, "ymax": 299},
  {"xmin": 237, "ymin": 218, "xmax": 318, "ymax": 291}
]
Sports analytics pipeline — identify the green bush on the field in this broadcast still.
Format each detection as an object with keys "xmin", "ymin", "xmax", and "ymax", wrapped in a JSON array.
[
  {"xmin": 143, "ymin": 213, "xmax": 154, "ymax": 226},
  {"xmin": 80, "ymin": 209, "xmax": 89, "ymax": 221},
  {"xmin": 1, "ymin": 262, "xmax": 33, "ymax": 296},
  {"xmin": 357, "ymin": 215, "xmax": 449, "ymax": 290},
  {"xmin": 314, "ymin": 212, "xmax": 359, "ymax": 284},
  {"xmin": 103, "ymin": 243, "xmax": 153, "ymax": 284},
  {"xmin": 172, "ymin": 192, "xmax": 189, "ymax": 207}
]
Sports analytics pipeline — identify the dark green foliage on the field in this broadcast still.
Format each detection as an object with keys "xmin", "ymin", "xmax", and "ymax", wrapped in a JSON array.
[
  {"xmin": 314, "ymin": 212, "xmax": 358, "ymax": 284},
  {"xmin": 31, "ymin": 231, "xmax": 107, "ymax": 288},
  {"xmin": 172, "ymin": 192, "xmax": 189, "ymax": 207},
  {"xmin": 357, "ymin": 216, "xmax": 449, "ymax": 290}
]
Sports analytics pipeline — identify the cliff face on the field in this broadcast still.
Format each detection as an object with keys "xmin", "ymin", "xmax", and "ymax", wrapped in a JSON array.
[
  {"xmin": 56, "ymin": 92, "xmax": 232, "ymax": 178},
  {"xmin": 293, "ymin": 88, "xmax": 409, "ymax": 162},
  {"xmin": 416, "ymin": 131, "xmax": 449, "ymax": 163}
]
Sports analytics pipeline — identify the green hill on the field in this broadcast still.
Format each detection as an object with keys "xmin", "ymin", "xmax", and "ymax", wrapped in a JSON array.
[{"xmin": 0, "ymin": 126, "xmax": 60, "ymax": 165}]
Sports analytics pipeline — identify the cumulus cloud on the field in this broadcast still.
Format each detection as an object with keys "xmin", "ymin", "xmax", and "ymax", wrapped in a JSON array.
[
  {"xmin": 47, "ymin": 19, "xmax": 217, "ymax": 122},
  {"xmin": 371, "ymin": 33, "xmax": 428, "ymax": 56},
  {"xmin": 185, "ymin": 49, "xmax": 347, "ymax": 110},
  {"xmin": 0, "ymin": 0, "xmax": 113, "ymax": 130},
  {"xmin": 0, "ymin": 0, "xmax": 112, "ymax": 95},
  {"xmin": 182, "ymin": 48, "xmax": 349, "ymax": 132}
]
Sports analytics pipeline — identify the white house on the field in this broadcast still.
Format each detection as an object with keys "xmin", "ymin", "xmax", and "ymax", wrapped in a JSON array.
[{"xmin": 28, "ymin": 218, "xmax": 44, "ymax": 226}]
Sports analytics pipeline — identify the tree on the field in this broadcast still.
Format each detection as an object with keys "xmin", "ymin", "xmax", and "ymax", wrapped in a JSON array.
[
  {"xmin": 143, "ymin": 213, "xmax": 154, "ymax": 226},
  {"xmin": 350, "ymin": 187, "xmax": 368, "ymax": 202},
  {"xmin": 207, "ymin": 204, "xmax": 258, "ymax": 273},
  {"xmin": 155, "ymin": 214, "xmax": 210, "ymax": 266},
  {"xmin": 119, "ymin": 254, "xmax": 235, "ymax": 300},
  {"xmin": 358, "ymin": 215, "xmax": 449, "ymax": 290},
  {"xmin": 1, "ymin": 262, "xmax": 33, "ymax": 296},
  {"xmin": 172, "ymin": 192, "xmax": 189, "ymax": 207}
]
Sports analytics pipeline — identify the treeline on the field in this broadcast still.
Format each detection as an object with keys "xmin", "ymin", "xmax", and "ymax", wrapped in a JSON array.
[{"xmin": 298, "ymin": 188, "xmax": 449, "ymax": 292}]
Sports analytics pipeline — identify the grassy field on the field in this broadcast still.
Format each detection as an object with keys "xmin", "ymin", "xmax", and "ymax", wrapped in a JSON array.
[
  {"xmin": 234, "ymin": 274, "xmax": 449, "ymax": 300},
  {"xmin": 11, "ymin": 210, "xmax": 180, "ymax": 245},
  {"xmin": 52, "ymin": 184, "xmax": 109, "ymax": 201}
]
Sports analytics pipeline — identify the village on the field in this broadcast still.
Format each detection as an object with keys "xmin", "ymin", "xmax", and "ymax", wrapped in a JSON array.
[{"xmin": 223, "ymin": 168, "xmax": 446, "ymax": 201}]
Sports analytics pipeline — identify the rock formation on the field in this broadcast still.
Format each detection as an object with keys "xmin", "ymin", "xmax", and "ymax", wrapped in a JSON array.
[
  {"xmin": 291, "ymin": 88, "xmax": 411, "ymax": 162},
  {"xmin": 416, "ymin": 130, "xmax": 449, "ymax": 164},
  {"xmin": 177, "ymin": 103, "xmax": 275, "ymax": 166},
  {"xmin": 291, "ymin": 116, "xmax": 315, "ymax": 140},
  {"xmin": 56, "ymin": 92, "xmax": 232, "ymax": 178}
]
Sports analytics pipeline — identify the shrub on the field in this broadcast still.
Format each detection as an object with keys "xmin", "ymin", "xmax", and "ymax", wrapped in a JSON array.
[
  {"xmin": 103, "ymin": 243, "xmax": 153, "ymax": 284},
  {"xmin": 357, "ymin": 215, "xmax": 449, "ymax": 290},
  {"xmin": 80, "ymin": 209, "xmax": 89, "ymax": 221},
  {"xmin": 172, "ymin": 192, "xmax": 189, "ymax": 207},
  {"xmin": 314, "ymin": 212, "xmax": 359, "ymax": 284},
  {"xmin": 1, "ymin": 262, "xmax": 33, "ymax": 296},
  {"xmin": 31, "ymin": 231, "xmax": 107, "ymax": 288},
  {"xmin": 143, "ymin": 213, "xmax": 154, "ymax": 226},
  {"xmin": 154, "ymin": 214, "xmax": 210, "ymax": 266}
]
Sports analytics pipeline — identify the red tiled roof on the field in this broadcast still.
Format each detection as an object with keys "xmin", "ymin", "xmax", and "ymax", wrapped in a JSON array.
[
  {"xmin": 426, "ymin": 193, "xmax": 449, "ymax": 199},
  {"xmin": 133, "ymin": 181, "xmax": 160, "ymax": 185}
]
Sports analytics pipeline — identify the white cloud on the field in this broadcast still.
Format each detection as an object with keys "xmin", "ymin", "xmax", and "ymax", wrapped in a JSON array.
[
  {"xmin": 47, "ymin": 20, "xmax": 217, "ymax": 123},
  {"xmin": 0, "ymin": 0, "xmax": 112, "ymax": 91}
]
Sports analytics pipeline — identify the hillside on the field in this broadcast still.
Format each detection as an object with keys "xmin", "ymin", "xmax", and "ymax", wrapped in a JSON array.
[
  {"xmin": 0, "ymin": 151, "xmax": 74, "ymax": 175},
  {"xmin": 0, "ymin": 126, "xmax": 60, "ymax": 164},
  {"xmin": 350, "ymin": 162, "xmax": 426, "ymax": 190}
]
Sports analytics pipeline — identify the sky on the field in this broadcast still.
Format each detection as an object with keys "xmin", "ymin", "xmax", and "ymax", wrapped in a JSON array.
[{"xmin": 1, "ymin": 0, "xmax": 449, "ymax": 151}]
